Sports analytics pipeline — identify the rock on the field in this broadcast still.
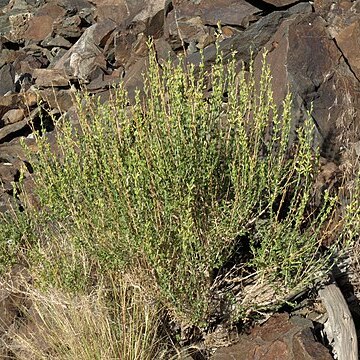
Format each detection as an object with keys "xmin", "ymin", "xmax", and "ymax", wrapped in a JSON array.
[
  {"xmin": 39, "ymin": 88, "xmax": 75, "ymax": 112},
  {"xmin": 186, "ymin": 9, "xmax": 301, "ymax": 69},
  {"xmin": 36, "ymin": 2, "xmax": 66, "ymax": 19},
  {"xmin": 335, "ymin": 20, "xmax": 360, "ymax": 80},
  {"xmin": 252, "ymin": 12, "xmax": 360, "ymax": 157},
  {"xmin": 92, "ymin": 0, "xmax": 130, "ymax": 24},
  {"xmin": 0, "ymin": 191, "xmax": 19, "ymax": 213},
  {"xmin": 166, "ymin": 15, "xmax": 216, "ymax": 50},
  {"xmin": 17, "ymin": 74, "xmax": 33, "ymax": 93},
  {"xmin": 219, "ymin": 25, "xmax": 238, "ymax": 39},
  {"xmin": 171, "ymin": 0, "xmax": 261, "ymax": 27},
  {"xmin": 0, "ymin": 0, "xmax": 10, "ymax": 8},
  {"xmin": 0, "ymin": 118, "xmax": 30, "ymax": 144},
  {"xmin": 122, "ymin": 56, "xmax": 148, "ymax": 101},
  {"xmin": 2, "ymin": 108, "xmax": 25, "ymax": 125},
  {"xmin": 53, "ymin": 23, "xmax": 107, "ymax": 81},
  {"xmin": 145, "ymin": 7, "xmax": 164, "ymax": 38},
  {"xmin": 113, "ymin": 23, "xmax": 147, "ymax": 68},
  {"xmin": 92, "ymin": 0, "xmax": 165, "ymax": 24},
  {"xmin": 132, "ymin": 0, "xmax": 166, "ymax": 23},
  {"xmin": 33, "ymin": 68, "xmax": 70, "ymax": 87},
  {"xmin": 0, "ymin": 161, "xmax": 20, "ymax": 191},
  {"xmin": 313, "ymin": 0, "xmax": 333, "ymax": 14},
  {"xmin": 46, "ymin": 48, "xmax": 68, "ymax": 68},
  {"xmin": 251, "ymin": 314, "xmax": 294, "ymax": 341},
  {"xmin": 0, "ymin": 93, "xmax": 36, "ymax": 113},
  {"xmin": 286, "ymin": 15, "xmax": 340, "ymax": 90},
  {"xmin": 88, "ymin": 20, "xmax": 117, "ymax": 47},
  {"xmin": 23, "ymin": 15, "xmax": 54, "ymax": 41},
  {"xmin": 0, "ymin": 14, "xmax": 10, "ymax": 36},
  {"xmin": 165, "ymin": 0, "xmax": 261, "ymax": 49},
  {"xmin": 210, "ymin": 337, "xmax": 255, "ymax": 360},
  {"xmin": 255, "ymin": 340, "xmax": 290, "ymax": 360},
  {"xmin": 53, "ymin": 14, "xmax": 83, "ymax": 39},
  {"xmin": 262, "ymin": 0, "xmax": 301, "ymax": 7},
  {"xmin": 319, "ymin": 0, "xmax": 358, "ymax": 38},
  {"xmin": 154, "ymin": 37, "xmax": 177, "ymax": 64},
  {"xmin": 21, "ymin": 91, "xmax": 38, "ymax": 107},
  {"xmin": 311, "ymin": 59, "xmax": 360, "ymax": 158},
  {"xmin": 86, "ymin": 69, "xmax": 121, "ymax": 91},
  {"xmin": 0, "ymin": 63, "xmax": 15, "ymax": 95},
  {"xmin": 0, "ymin": 137, "xmax": 37, "ymax": 164},
  {"xmin": 0, "ymin": 94, "xmax": 21, "ymax": 108},
  {"xmin": 58, "ymin": 0, "xmax": 93, "ymax": 12},
  {"xmin": 7, "ymin": 11, "xmax": 33, "ymax": 42},
  {"xmin": 0, "ymin": 104, "xmax": 11, "ymax": 121},
  {"xmin": 0, "ymin": 94, "xmax": 22, "ymax": 127},
  {"xmin": 293, "ymin": 327, "xmax": 333, "ymax": 360},
  {"xmin": 0, "ymin": 48, "xmax": 20, "ymax": 67},
  {"xmin": 14, "ymin": 52, "xmax": 49, "ymax": 75},
  {"xmin": 211, "ymin": 314, "xmax": 331, "ymax": 360},
  {"xmin": 41, "ymin": 34, "xmax": 73, "ymax": 49}
]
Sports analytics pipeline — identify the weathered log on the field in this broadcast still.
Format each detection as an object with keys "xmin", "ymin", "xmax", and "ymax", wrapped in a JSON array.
[{"xmin": 319, "ymin": 283, "xmax": 358, "ymax": 360}]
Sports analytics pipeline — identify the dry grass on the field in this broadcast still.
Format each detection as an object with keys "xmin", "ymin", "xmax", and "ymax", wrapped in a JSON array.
[{"xmin": 4, "ymin": 276, "xmax": 169, "ymax": 360}]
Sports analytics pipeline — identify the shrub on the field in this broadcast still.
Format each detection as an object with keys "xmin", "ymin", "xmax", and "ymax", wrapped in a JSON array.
[{"xmin": 1, "ymin": 46, "xmax": 354, "ymax": 328}]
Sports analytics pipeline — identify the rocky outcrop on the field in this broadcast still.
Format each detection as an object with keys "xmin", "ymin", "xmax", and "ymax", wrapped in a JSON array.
[{"xmin": 0, "ymin": 0, "xmax": 358, "ymax": 171}]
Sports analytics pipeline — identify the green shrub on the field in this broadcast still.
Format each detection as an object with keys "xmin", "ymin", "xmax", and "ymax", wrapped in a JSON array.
[
  {"xmin": 0, "ymin": 207, "xmax": 35, "ymax": 274},
  {"xmin": 1, "ymin": 47, "xmax": 354, "ymax": 326}
]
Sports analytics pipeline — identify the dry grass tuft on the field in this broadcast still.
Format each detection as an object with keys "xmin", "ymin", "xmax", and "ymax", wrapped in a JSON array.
[{"xmin": 4, "ymin": 277, "xmax": 169, "ymax": 360}]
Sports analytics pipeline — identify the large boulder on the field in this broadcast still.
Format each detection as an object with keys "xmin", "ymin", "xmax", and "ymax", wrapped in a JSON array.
[{"xmin": 254, "ymin": 12, "xmax": 360, "ymax": 158}]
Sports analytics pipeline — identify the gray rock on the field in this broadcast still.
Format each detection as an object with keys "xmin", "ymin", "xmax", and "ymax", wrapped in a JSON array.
[
  {"xmin": 53, "ymin": 23, "xmax": 108, "ymax": 81},
  {"xmin": 0, "ymin": 64, "xmax": 15, "ymax": 95},
  {"xmin": 113, "ymin": 22, "xmax": 147, "ymax": 68},
  {"xmin": 41, "ymin": 35, "xmax": 73, "ymax": 49},
  {"xmin": 57, "ymin": 0, "xmax": 93, "ymax": 12},
  {"xmin": 0, "ymin": 15, "xmax": 10, "ymax": 35},
  {"xmin": 0, "ymin": 136, "xmax": 36, "ymax": 164},
  {"xmin": 53, "ymin": 15, "xmax": 83, "ymax": 39},
  {"xmin": 7, "ymin": 11, "xmax": 33, "ymax": 42},
  {"xmin": 0, "ymin": 0, "xmax": 10, "ymax": 8}
]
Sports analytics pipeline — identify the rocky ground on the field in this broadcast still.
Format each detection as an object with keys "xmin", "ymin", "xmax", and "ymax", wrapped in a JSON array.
[{"xmin": 1, "ymin": 0, "xmax": 360, "ymax": 359}]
